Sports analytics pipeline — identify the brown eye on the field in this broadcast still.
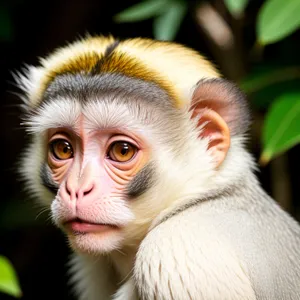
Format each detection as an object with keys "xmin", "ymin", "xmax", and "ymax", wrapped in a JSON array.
[
  {"xmin": 50, "ymin": 139, "xmax": 73, "ymax": 160},
  {"xmin": 108, "ymin": 141, "xmax": 137, "ymax": 162}
]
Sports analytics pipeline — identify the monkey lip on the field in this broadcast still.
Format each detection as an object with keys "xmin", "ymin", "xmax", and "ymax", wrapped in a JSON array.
[{"xmin": 64, "ymin": 218, "xmax": 119, "ymax": 233}]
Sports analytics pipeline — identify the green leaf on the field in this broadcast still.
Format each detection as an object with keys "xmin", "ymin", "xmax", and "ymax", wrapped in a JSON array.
[
  {"xmin": 114, "ymin": 0, "xmax": 169, "ymax": 23},
  {"xmin": 224, "ymin": 0, "xmax": 249, "ymax": 18},
  {"xmin": 260, "ymin": 93, "xmax": 300, "ymax": 165},
  {"xmin": 257, "ymin": 0, "xmax": 300, "ymax": 45},
  {"xmin": 0, "ymin": 256, "xmax": 22, "ymax": 298},
  {"xmin": 0, "ymin": 7, "xmax": 13, "ymax": 41},
  {"xmin": 153, "ymin": 0, "xmax": 187, "ymax": 41}
]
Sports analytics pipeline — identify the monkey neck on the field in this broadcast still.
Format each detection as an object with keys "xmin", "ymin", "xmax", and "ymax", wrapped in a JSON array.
[
  {"xmin": 110, "ymin": 246, "xmax": 138, "ymax": 281},
  {"xmin": 150, "ymin": 142, "xmax": 255, "ymax": 229}
]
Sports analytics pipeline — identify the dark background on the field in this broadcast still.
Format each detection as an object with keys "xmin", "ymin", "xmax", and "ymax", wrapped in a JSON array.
[{"xmin": 0, "ymin": 0, "xmax": 299, "ymax": 299}]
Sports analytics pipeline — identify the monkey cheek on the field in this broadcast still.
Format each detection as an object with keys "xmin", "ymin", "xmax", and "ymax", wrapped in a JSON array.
[{"xmin": 66, "ymin": 228, "xmax": 125, "ymax": 254}]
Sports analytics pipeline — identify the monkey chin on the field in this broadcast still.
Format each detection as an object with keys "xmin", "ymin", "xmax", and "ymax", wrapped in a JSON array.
[{"xmin": 67, "ymin": 229, "xmax": 124, "ymax": 256}]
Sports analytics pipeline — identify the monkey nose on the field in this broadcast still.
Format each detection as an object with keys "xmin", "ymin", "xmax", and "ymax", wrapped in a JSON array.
[{"xmin": 64, "ymin": 182, "xmax": 95, "ymax": 202}]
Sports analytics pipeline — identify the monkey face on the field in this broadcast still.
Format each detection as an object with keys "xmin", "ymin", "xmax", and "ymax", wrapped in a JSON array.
[
  {"xmin": 49, "ymin": 127, "xmax": 144, "ymax": 253},
  {"xmin": 42, "ymin": 102, "xmax": 154, "ymax": 254}
]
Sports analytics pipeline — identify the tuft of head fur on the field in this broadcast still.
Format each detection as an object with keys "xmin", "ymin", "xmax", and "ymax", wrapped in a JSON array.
[{"xmin": 15, "ymin": 35, "xmax": 220, "ymax": 110}]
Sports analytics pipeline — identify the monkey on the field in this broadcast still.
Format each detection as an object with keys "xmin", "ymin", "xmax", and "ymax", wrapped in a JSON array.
[{"xmin": 15, "ymin": 35, "xmax": 300, "ymax": 300}]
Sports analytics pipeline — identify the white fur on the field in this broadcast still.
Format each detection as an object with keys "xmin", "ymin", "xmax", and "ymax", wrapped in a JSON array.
[
  {"xmin": 112, "ymin": 278, "xmax": 138, "ymax": 300},
  {"xmin": 83, "ymin": 99, "xmax": 146, "ymax": 133},
  {"xmin": 134, "ymin": 209, "xmax": 256, "ymax": 300},
  {"xmin": 24, "ymin": 98, "xmax": 82, "ymax": 133},
  {"xmin": 19, "ymin": 134, "xmax": 53, "ymax": 206},
  {"xmin": 13, "ymin": 65, "xmax": 44, "ymax": 107},
  {"xmin": 68, "ymin": 254, "xmax": 116, "ymax": 300}
]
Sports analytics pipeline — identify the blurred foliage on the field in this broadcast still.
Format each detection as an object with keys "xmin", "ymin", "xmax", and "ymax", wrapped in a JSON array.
[
  {"xmin": 114, "ymin": 0, "xmax": 188, "ymax": 40},
  {"xmin": 260, "ymin": 93, "xmax": 300, "ymax": 165},
  {"xmin": 0, "ymin": 256, "xmax": 22, "ymax": 298},
  {"xmin": 224, "ymin": 0, "xmax": 249, "ymax": 18},
  {"xmin": 152, "ymin": 0, "xmax": 187, "ymax": 41},
  {"xmin": 114, "ymin": 0, "xmax": 170, "ymax": 22},
  {"xmin": 115, "ymin": 0, "xmax": 300, "ymax": 165},
  {"xmin": 257, "ymin": 0, "xmax": 300, "ymax": 45}
]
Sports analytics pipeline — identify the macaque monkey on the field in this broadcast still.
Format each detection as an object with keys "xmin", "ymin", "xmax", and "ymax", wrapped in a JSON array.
[{"xmin": 16, "ymin": 35, "xmax": 300, "ymax": 300}]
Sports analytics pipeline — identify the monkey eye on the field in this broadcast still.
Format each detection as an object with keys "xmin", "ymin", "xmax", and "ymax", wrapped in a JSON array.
[
  {"xmin": 107, "ymin": 141, "xmax": 137, "ymax": 163},
  {"xmin": 49, "ymin": 139, "xmax": 74, "ymax": 160}
]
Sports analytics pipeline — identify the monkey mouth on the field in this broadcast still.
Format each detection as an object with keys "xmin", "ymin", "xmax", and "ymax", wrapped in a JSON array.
[{"xmin": 64, "ymin": 218, "xmax": 119, "ymax": 234}]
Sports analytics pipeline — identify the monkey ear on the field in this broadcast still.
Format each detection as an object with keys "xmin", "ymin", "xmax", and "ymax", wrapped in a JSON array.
[{"xmin": 190, "ymin": 78, "xmax": 250, "ymax": 168}]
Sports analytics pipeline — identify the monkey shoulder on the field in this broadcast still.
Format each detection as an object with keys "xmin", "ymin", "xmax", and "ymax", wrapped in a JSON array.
[
  {"xmin": 134, "ymin": 198, "xmax": 300, "ymax": 300},
  {"xmin": 134, "ymin": 204, "xmax": 257, "ymax": 300}
]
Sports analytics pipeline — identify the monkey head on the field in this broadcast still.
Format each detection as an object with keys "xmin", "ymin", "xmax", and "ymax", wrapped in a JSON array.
[{"xmin": 16, "ymin": 36, "xmax": 250, "ymax": 255}]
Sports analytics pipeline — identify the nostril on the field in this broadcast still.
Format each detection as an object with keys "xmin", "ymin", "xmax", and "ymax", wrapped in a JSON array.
[
  {"xmin": 66, "ymin": 184, "xmax": 94, "ymax": 200},
  {"xmin": 66, "ymin": 184, "xmax": 71, "ymax": 196},
  {"xmin": 83, "ymin": 185, "xmax": 94, "ymax": 196}
]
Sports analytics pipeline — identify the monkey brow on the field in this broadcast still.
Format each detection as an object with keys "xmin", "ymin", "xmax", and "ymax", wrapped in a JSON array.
[
  {"xmin": 25, "ymin": 99, "xmax": 149, "ymax": 136},
  {"xmin": 23, "ymin": 98, "xmax": 82, "ymax": 133}
]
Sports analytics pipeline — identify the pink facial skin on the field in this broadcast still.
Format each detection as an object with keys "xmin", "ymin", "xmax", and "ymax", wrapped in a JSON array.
[{"xmin": 47, "ymin": 120, "xmax": 150, "ymax": 254}]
